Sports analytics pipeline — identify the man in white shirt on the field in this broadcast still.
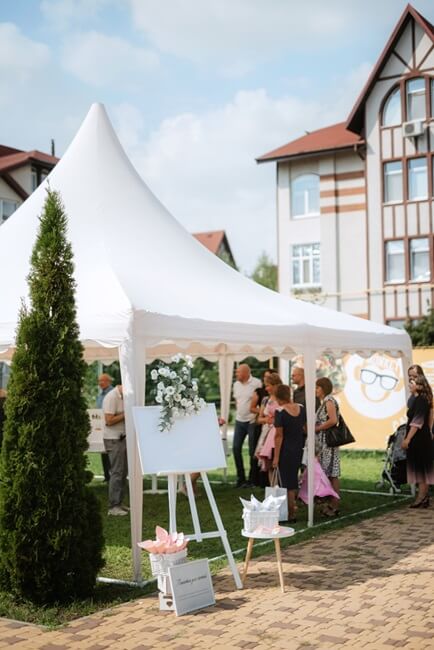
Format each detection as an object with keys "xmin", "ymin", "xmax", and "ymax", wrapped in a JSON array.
[
  {"xmin": 233, "ymin": 364, "xmax": 261, "ymax": 487},
  {"xmin": 103, "ymin": 384, "xmax": 129, "ymax": 516}
]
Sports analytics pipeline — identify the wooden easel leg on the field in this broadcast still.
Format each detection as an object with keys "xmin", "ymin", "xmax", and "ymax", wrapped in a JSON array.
[
  {"xmin": 242, "ymin": 537, "xmax": 254, "ymax": 586},
  {"xmin": 168, "ymin": 473, "xmax": 178, "ymax": 534},
  {"xmin": 201, "ymin": 472, "xmax": 243, "ymax": 589},
  {"xmin": 274, "ymin": 538, "xmax": 285, "ymax": 593},
  {"xmin": 184, "ymin": 473, "xmax": 203, "ymax": 542}
]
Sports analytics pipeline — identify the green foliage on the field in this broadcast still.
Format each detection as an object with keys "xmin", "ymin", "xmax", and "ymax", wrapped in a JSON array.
[
  {"xmin": 405, "ymin": 308, "xmax": 434, "ymax": 346},
  {"xmin": 0, "ymin": 189, "xmax": 104, "ymax": 604},
  {"xmin": 250, "ymin": 251, "xmax": 277, "ymax": 291}
]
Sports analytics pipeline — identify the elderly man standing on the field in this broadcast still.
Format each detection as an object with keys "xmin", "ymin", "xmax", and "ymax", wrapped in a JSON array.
[
  {"xmin": 97, "ymin": 373, "xmax": 114, "ymax": 482},
  {"xmin": 291, "ymin": 366, "xmax": 320, "ymax": 411},
  {"xmin": 233, "ymin": 364, "xmax": 261, "ymax": 488},
  {"xmin": 103, "ymin": 384, "xmax": 129, "ymax": 516}
]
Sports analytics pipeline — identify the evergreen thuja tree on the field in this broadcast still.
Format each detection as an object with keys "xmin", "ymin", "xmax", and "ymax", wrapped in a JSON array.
[{"xmin": 0, "ymin": 189, "xmax": 104, "ymax": 604}]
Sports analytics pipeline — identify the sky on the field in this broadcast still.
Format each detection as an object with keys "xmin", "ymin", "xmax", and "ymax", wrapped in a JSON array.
[{"xmin": 1, "ymin": 0, "xmax": 434, "ymax": 273}]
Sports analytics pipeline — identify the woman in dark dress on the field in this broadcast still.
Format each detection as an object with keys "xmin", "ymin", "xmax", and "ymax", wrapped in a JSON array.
[
  {"xmin": 402, "ymin": 376, "xmax": 434, "ymax": 508},
  {"xmin": 273, "ymin": 384, "xmax": 306, "ymax": 523}
]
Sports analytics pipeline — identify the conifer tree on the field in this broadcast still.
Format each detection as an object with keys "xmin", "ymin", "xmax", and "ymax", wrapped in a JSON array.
[{"xmin": 0, "ymin": 189, "xmax": 104, "ymax": 603}]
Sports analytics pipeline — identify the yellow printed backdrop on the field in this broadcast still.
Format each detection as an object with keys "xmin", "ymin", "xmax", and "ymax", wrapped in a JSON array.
[
  {"xmin": 335, "ymin": 353, "xmax": 406, "ymax": 450},
  {"xmin": 412, "ymin": 348, "xmax": 434, "ymax": 393}
]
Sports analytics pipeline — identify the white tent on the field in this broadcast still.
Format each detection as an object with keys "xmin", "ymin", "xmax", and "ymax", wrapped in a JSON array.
[{"xmin": 0, "ymin": 104, "xmax": 412, "ymax": 582}]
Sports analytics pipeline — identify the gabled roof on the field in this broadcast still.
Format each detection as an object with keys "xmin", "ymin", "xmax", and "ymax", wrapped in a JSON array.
[
  {"xmin": 0, "ymin": 145, "xmax": 22, "ymax": 158},
  {"xmin": 193, "ymin": 230, "xmax": 225, "ymax": 254},
  {"xmin": 0, "ymin": 150, "xmax": 58, "ymax": 174},
  {"xmin": 346, "ymin": 4, "xmax": 434, "ymax": 134},
  {"xmin": 256, "ymin": 122, "xmax": 363, "ymax": 164}
]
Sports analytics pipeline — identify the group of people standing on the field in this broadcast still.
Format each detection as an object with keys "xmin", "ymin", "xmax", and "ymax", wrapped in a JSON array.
[{"xmin": 232, "ymin": 364, "xmax": 342, "ymax": 521}]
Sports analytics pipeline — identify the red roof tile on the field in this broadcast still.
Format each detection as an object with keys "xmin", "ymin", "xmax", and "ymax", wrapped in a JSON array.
[
  {"xmin": 257, "ymin": 122, "xmax": 363, "ymax": 164},
  {"xmin": 0, "ymin": 150, "xmax": 58, "ymax": 174}
]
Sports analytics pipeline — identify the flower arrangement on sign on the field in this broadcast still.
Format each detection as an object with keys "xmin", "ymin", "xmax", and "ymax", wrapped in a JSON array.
[
  {"xmin": 138, "ymin": 526, "xmax": 189, "ymax": 555},
  {"xmin": 150, "ymin": 354, "xmax": 206, "ymax": 431}
]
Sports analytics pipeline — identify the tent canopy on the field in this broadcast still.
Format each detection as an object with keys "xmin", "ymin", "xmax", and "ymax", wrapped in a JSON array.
[
  {"xmin": 0, "ymin": 103, "xmax": 411, "ymax": 361},
  {"xmin": 0, "ymin": 104, "xmax": 412, "ymax": 583}
]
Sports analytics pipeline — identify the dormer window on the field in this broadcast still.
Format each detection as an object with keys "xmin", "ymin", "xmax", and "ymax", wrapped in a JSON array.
[
  {"xmin": 382, "ymin": 87, "xmax": 401, "ymax": 126},
  {"xmin": 291, "ymin": 174, "xmax": 320, "ymax": 218},
  {"xmin": 406, "ymin": 78, "xmax": 426, "ymax": 121}
]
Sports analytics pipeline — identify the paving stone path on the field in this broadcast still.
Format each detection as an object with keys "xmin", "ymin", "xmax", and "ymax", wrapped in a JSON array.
[{"xmin": 0, "ymin": 507, "xmax": 433, "ymax": 649}]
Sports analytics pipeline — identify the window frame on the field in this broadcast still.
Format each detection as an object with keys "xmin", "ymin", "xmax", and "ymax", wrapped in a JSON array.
[
  {"xmin": 407, "ymin": 156, "xmax": 428, "ymax": 201},
  {"xmin": 385, "ymin": 239, "xmax": 405, "ymax": 284},
  {"xmin": 406, "ymin": 77, "xmax": 426, "ymax": 122},
  {"xmin": 290, "ymin": 173, "xmax": 320, "ymax": 219},
  {"xmin": 0, "ymin": 198, "xmax": 19, "ymax": 224},
  {"xmin": 292, "ymin": 243, "xmax": 321, "ymax": 288},
  {"xmin": 383, "ymin": 160, "xmax": 403, "ymax": 204},
  {"xmin": 409, "ymin": 236, "xmax": 431, "ymax": 283},
  {"xmin": 381, "ymin": 86, "xmax": 402, "ymax": 127}
]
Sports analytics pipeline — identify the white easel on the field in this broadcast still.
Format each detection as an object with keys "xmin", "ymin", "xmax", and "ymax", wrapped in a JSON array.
[
  {"xmin": 133, "ymin": 404, "xmax": 242, "ymax": 589},
  {"xmin": 167, "ymin": 471, "xmax": 242, "ymax": 589}
]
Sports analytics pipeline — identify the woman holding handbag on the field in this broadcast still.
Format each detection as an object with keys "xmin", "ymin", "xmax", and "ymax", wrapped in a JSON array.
[
  {"xmin": 272, "ymin": 384, "xmax": 305, "ymax": 523},
  {"xmin": 315, "ymin": 377, "xmax": 341, "ymax": 517}
]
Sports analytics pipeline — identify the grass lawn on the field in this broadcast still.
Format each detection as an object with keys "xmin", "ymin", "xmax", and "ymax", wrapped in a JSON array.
[{"xmin": 0, "ymin": 449, "xmax": 411, "ymax": 626}]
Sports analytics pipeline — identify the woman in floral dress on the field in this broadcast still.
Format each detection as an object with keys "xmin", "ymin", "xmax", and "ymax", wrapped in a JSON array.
[{"xmin": 315, "ymin": 377, "xmax": 340, "ymax": 516}]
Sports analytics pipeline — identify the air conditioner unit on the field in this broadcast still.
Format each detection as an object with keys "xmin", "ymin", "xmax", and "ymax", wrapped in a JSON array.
[{"xmin": 403, "ymin": 120, "xmax": 425, "ymax": 137}]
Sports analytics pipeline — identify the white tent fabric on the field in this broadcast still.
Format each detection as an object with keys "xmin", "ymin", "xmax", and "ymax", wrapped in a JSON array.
[{"xmin": 0, "ymin": 104, "xmax": 412, "ymax": 582}]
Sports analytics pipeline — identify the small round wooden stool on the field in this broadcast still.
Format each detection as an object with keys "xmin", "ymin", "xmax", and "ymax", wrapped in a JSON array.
[{"xmin": 241, "ymin": 527, "xmax": 295, "ymax": 593}]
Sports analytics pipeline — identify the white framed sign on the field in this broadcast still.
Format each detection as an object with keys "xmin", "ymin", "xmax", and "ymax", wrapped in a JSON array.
[
  {"xmin": 132, "ymin": 403, "xmax": 226, "ymax": 475},
  {"xmin": 87, "ymin": 408, "xmax": 105, "ymax": 452},
  {"xmin": 168, "ymin": 559, "xmax": 215, "ymax": 616}
]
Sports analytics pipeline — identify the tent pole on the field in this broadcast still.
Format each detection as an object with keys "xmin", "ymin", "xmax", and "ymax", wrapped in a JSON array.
[
  {"xmin": 218, "ymin": 355, "xmax": 234, "ymax": 479},
  {"xmin": 303, "ymin": 347, "xmax": 317, "ymax": 528},
  {"xmin": 119, "ymin": 323, "xmax": 146, "ymax": 584}
]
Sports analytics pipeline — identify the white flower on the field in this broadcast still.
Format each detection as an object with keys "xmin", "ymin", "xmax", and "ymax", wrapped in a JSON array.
[
  {"xmin": 170, "ymin": 371, "xmax": 177, "ymax": 379},
  {"xmin": 178, "ymin": 384, "xmax": 185, "ymax": 391},
  {"xmin": 151, "ymin": 369, "xmax": 158, "ymax": 380},
  {"xmin": 186, "ymin": 400, "xmax": 192, "ymax": 408},
  {"xmin": 166, "ymin": 386, "xmax": 175, "ymax": 395},
  {"xmin": 192, "ymin": 383, "xmax": 198, "ymax": 392},
  {"xmin": 155, "ymin": 394, "xmax": 163, "ymax": 404},
  {"xmin": 164, "ymin": 394, "xmax": 171, "ymax": 402},
  {"xmin": 158, "ymin": 367, "xmax": 168, "ymax": 377},
  {"xmin": 172, "ymin": 354, "xmax": 181, "ymax": 363},
  {"xmin": 182, "ymin": 366, "xmax": 188, "ymax": 375},
  {"xmin": 181, "ymin": 398, "xmax": 188, "ymax": 407},
  {"xmin": 157, "ymin": 382, "xmax": 165, "ymax": 391},
  {"xmin": 174, "ymin": 394, "xmax": 181, "ymax": 402}
]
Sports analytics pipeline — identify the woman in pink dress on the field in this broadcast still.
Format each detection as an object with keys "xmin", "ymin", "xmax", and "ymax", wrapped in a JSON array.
[{"xmin": 255, "ymin": 374, "xmax": 282, "ymax": 479}]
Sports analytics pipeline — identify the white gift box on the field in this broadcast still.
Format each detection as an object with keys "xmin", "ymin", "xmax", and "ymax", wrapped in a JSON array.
[
  {"xmin": 242, "ymin": 509, "xmax": 279, "ymax": 533},
  {"xmin": 149, "ymin": 548, "xmax": 188, "ymax": 577}
]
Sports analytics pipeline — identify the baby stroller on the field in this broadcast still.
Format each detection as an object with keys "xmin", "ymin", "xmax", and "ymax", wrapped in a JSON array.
[{"xmin": 375, "ymin": 424, "xmax": 407, "ymax": 493}]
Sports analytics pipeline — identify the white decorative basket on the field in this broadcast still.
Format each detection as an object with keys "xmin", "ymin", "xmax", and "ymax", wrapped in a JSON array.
[
  {"xmin": 149, "ymin": 548, "xmax": 188, "ymax": 577},
  {"xmin": 242, "ymin": 509, "xmax": 279, "ymax": 533}
]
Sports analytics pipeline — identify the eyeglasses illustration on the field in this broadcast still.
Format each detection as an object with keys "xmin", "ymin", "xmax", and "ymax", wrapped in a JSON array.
[{"xmin": 360, "ymin": 369, "xmax": 398, "ymax": 391}]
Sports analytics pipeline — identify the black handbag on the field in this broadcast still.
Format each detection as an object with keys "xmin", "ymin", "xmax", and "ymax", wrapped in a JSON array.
[{"xmin": 325, "ymin": 415, "xmax": 355, "ymax": 447}]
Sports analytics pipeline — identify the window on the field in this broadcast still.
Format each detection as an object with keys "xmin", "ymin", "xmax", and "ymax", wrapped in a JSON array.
[
  {"xmin": 385, "ymin": 240, "xmax": 405, "ymax": 283},
  {"xmin": 382, "ymin": 87, "xmax": 402, "ymax": 126},
  {"xmin": 291, "ymin": 174, "xmax": 319, "ymax": 218},
  {"xmin": 410, "ymin": 237, "xmax": 430, "ymax": 281},
  {"xmin": 292, "ymin": 244, "xmax": 320, "ymax": 287},
  {"xmin": 383, "ymin": 161, "xmax": 403, "ymax": 203},
  {"xmin": 0, "ymin": 199, "xmax": 18, "ymax": 224},
  {"xmin": 406, "ymin": 78, "xmax": 426, "ymax": 121},
  {"xmin": 431, "ymin": 79, "xmax": 434, "ymax": 117},
  {"xmin": 408, "ymin": 157, "xmax": 428, "ymax": 200},
  {"xmin": 31, "ymin": 169, "xmax": 38, "ymax": 192}
]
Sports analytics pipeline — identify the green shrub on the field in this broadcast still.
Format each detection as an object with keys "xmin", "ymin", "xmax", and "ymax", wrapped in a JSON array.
[{"xmin": 0, "ymin": 189, "xmax": 104, "ymax": 604}]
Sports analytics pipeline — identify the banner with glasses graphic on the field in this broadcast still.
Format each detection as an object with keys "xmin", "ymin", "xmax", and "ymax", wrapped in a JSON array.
[{"xmin": 335, "ymin": 353, "xmax": 406, "ymax": 449}]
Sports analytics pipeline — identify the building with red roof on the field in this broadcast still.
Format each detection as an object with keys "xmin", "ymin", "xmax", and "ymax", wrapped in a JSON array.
[
  {"xmin": 192, "ymin": 230, "xmax": 237, "ymax": 268},
  {"xmin": 257, "ymin": 4, "xmax": 434, "ymax": 327},
  {"xmin": 0, "ymin": 145, "xmax": 58, "ymax": 224}
]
